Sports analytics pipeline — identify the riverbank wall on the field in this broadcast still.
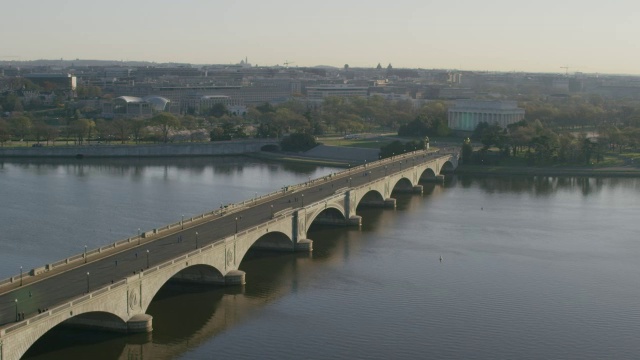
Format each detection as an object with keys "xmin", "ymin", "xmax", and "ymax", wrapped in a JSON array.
[
  {"xmin": 0, "ymin": 140, "xmax": 279, "ymax": 158},
  {"xmin": 250, "ymin": 145, "xmax": 380, "ymax": 167}
]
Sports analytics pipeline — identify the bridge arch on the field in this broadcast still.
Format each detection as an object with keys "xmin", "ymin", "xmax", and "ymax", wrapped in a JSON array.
[
  {"xmin": 249, "ymin": 231, "xmax": 294, "ymax": 252},
  {"xmin": 11, "ymin": 308, "xmax": 128, "ymax": 360},
  {"xmin": 167, "ymin": 264, "xmax": 225, "ymax": 286},
  {"xmin": 440, "ymin": 161, "xmax": 455, "ymax": 174},
  {"xmin": 139, "ymin": 263, "xmax": 225, "ymax": 315},
  {"xmin": 419, "ymin": 167, "xmax": 437, "ymax": 181},
  {"xmin": 22, "ymin": 311, "xmax": 128, "ymax": 358},
  {"xmin": 305, "ymin": 205, "xmax": 347, "ymax": 233},
  {"xmin": 391, "ymin": 177, "xmax": 414, "ymax": 193},
  {"xmin": 355, "ymin": 189, "xmax": 385, "ymax": 209}
]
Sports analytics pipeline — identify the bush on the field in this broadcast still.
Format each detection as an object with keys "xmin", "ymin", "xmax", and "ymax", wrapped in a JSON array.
[{"xmin": 280, "ymin": 133, "xmax": 318, "ymax": 152}]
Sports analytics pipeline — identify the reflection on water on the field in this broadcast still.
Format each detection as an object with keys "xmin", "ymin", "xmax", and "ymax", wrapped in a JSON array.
[{"xmin": 454, "ymin": 174, "xmax": 616, "ymax": 196}]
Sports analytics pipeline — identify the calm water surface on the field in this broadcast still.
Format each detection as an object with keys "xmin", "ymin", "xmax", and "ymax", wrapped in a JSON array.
[{"xmin": 1, "ymin": 158, "xmax": 639, "ymax": 359}]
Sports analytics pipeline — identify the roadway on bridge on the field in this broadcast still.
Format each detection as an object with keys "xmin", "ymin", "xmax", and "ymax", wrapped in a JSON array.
[{"xmin": 0, "ymin": 151, "xmax": 451, "ymax": 328}]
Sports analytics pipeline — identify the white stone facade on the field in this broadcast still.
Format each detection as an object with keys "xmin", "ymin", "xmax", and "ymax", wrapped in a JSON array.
[{"xmin": 447, "ymin": 100, "xmax": 525, "ymax": 132}]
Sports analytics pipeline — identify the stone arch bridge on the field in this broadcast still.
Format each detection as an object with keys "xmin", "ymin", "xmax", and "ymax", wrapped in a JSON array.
[{"xmin": 0, "ymin": 150, "xmax": 457, "ymax": 360}]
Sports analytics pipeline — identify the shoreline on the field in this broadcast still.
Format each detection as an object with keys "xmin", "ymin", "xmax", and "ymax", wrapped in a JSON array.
[
  {"xmin": 454, "ymin": 164, "xmax": 640, "ymax": 177},
  {"xmin": 2, "ymin": 145, "xmax": 639, "ymax": 177},
  {"xmin": 247, "ymin": 151, "xmax": 352, "ymax": 167}
]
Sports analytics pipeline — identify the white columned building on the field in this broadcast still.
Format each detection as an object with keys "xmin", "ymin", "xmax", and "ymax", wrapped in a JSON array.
[{"xmin": 447, "ymin": 100, "xmax": 525, "ymax": 132}]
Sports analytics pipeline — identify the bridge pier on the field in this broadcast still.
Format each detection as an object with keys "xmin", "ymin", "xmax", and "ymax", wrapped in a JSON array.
[
  {"xmin": 384, "ymin": 198, "xmax": 397, "ymax": 208},
  {"xmin": 295, "ymin": 239, "xmax": 313, "ymax": 252},
  {"xmin": 422, "ymin": 175, "xmax": 445, "ymax": 183},
  {"xmin": 127, "ymin": 314, "xmax": 153, "ymax": 333},
  {"xmin": 348, "ymin": 215, "xmax": 362, "ymax": 226},
  {"xmin": 224, "ymin": 270, "xmax": 246, "ymax": 285}
]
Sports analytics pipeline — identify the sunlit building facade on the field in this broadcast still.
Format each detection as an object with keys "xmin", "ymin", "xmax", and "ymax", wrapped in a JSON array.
[{"xmin": 447, "ymin": 100, "xmax": 524, "ymax": 132}]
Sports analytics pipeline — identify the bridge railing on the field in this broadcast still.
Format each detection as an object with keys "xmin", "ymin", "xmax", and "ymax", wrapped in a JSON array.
[
  {"xmin": 0, "ymin": 149, "xmax": 458, "ymax": 292},
  {"xmin": 0, "ymin": 278, "xmax": 128, "ymax": 336}
]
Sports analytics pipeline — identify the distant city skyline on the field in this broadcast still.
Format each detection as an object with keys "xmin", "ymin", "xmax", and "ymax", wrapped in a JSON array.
[{"xmin": 2, "ymin": 0, "xmax": 639, "ymax": 75}]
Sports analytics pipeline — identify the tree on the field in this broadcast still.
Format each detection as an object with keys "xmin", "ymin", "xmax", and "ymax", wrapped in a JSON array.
[
  {"xmin": 70, "ymin": 119, "xmax": 95, "ymax": 145},
  {"xmin": 95, "ymin": 119, "xmax": 115, "ymax": 144},
  {"xmin": 256, "ymin": 102, "xmax": 276, "ymax": 114},
  {"xmin": 131, "ymin": 118, "xmax": 147, "ymax": 144},
  {"xmin": 45, "ymin": 126, "xmax": 59, "ymax": 145},
  {"xmin": 531, "ymin": 134, "xmax": 558, "ymax": 164},
  {"xmin": 280, "ymin": 133, "xmax": 318, "ymax": 152},
  {"xmin": 210, "ymin": 122, "xmax": 248, "ymax": 141},
  {"xmin": 112, "ymin": 119, "xmax": 131, "ymax": 144},
  {"xmin": 9, "ymin": 116, "xmax": 32, "ymax": 145},
  {"xmin": 151, "ymin": 113, "xmax": 180, "ymax": 143},
  {"xmin": 462, "ymin": 138, "xmax": 473, "ymax": 164},
  {"xmin": 32, "ymin": 121, "xmax": 49, "ymax": 144},
  {"xmin": 0, "ymin": 119, "xmax": 10, "ymax": 146},
  {"xmin": 208, "ymin": 103, "xmax": 228, "ymax": 118}
]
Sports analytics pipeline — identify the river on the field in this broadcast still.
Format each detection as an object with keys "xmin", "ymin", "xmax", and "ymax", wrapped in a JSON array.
[{"xmin": 1, "ymin": 157, "xmax": 639, "ymax": 359}]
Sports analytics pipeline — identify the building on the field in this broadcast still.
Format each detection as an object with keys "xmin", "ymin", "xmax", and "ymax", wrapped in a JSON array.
[
  {"xmin": 448, "ymin": 100, "xmax": 524, "ymax": 132},
  {"xmin": 23, "ymin": 73, "xmax": 77, "ymax": 91},
  {"xmin": 306, "ymin": 85, "xmax": 368, "ymax": 102},
  {"xmin": 102, "ymin": 95, "xmax": 173, "ymax": 118}
]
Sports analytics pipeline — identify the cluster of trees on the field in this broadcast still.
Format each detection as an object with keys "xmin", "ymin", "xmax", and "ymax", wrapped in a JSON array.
[
  {"xmin": 470, "ymin": 118, "xmax": 640, "ymax": 166},
  {"xmin": 397, "ymin": 102, "xmax": 450, "ymax": 138},
  {"xmin": 0, "ymin": 111, "xmax": 215, "ymax": 146},
  {"xmin": 457, "ymin": 94, "xmax": 640, "ymax": 166},
  {"xmin": 280, "ymin": 133, "xmax": 318, "ymax": 152},
  {"xmin": 249, "ymin": 96, "xmax": 436, "ymax": 138}
]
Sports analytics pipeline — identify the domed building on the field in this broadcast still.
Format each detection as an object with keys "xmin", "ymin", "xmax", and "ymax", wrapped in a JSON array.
[{"xmin": 102, "ymin": 95, "xmax": 173, "ymax": 118}]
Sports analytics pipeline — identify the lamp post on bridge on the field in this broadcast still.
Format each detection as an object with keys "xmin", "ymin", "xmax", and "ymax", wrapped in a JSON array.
[
  {"xmin": 195, "ymin": 232, "xmax": 199, "ymax": 249},
  {"xmin": 84, "ymin": 245, "xmax": 87, "ymax": 263},
  {"xmin": 301, "ymin": 194, "xmax": 304, "ymax": 207},
  {"xmin": 20, "ymin": 266, "xmax": 23, "ymax": 286},
  {"xmin": 235, "ymin": 216, "xmax": 242, "ymax": 233},
  {"xmin": 146, "ymin": 249, "xmax": 150, "ymax": 268},
  {"xmin": 271, "ymin": 204, "xmax": 274, "ymax": 218},
  {"xmin": 14, "ymin": 299, "xmax": 18, "ymax": 322},
  {"xmin": 86, "ymin": 272, "xmax": 90, "ymax": 293}
]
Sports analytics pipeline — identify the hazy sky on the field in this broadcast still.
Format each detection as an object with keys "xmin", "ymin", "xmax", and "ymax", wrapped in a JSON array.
[{"xmin": 2, "ymin": 0, "xmax": 638, "ymax": 74}]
